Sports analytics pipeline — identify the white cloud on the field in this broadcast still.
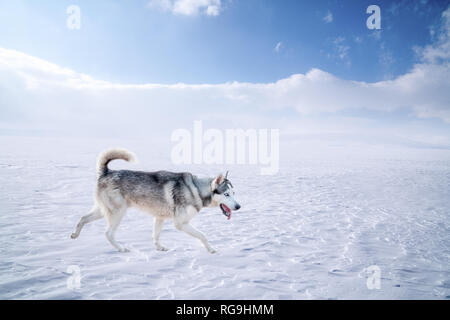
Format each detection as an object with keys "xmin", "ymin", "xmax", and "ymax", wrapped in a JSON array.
[
  {"xmin": 147, "ymin": 0, "xmax": 173, "ymax": 12},
  {"xmin": 0, "ymin": 8, "xmax": 449, "ymax": 146},
  {"xmin": 147, "ymin": 0, "xmax": 222, "ymax": 16},
  {"xmin": 330, "ymin": 37, "xmax": 351, "ymax": 65},
  {"xmin": 416, "ymin": 6, "xmax": 450, "ymax": 63},
  {"xmin": 274, "ymin": 42, "xmax": 283, "ymax": 53},
  {"xmin": 323, "ymin": 11, "xmax": 333, "ymax": 23},
  {"xmin": 0, "ymin": 46, "xmax": 449, "ymax": 127}
]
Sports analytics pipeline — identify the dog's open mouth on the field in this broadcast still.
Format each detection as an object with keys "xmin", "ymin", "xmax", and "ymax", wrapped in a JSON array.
[{"xmin": 220, "ymin": 204, "xmax": 232, "ymax": 220}]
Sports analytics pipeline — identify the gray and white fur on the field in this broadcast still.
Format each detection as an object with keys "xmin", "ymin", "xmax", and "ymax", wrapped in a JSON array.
[{"xmin": 71, "ymin": 149, "xmax": 240, "ymax": 253}]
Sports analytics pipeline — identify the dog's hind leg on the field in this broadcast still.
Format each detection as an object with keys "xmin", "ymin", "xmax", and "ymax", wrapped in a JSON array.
[
  {"xmin": 71, "ymin": 206, "xmax": 103, "ymax": 239},
  {"xmin": 104, "ymin": 206, "xmax": 129, "ymax": 252},
  {"xmin": 153, "ymin": 218, "xmax": 168, "ymax": 251}
]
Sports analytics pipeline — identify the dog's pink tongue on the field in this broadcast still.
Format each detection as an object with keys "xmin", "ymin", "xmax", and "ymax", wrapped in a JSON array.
[{"xmin": 222, "ymin": 204, "xmax": 232, "ymax": 220}]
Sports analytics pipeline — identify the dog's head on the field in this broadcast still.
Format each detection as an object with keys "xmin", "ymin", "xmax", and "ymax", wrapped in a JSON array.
[{"xmin": 210, "ymin": 172, "xmax": 240, "ymax": 219}]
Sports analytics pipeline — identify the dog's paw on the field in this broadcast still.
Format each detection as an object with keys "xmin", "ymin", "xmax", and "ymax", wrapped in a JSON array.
[
  {"xmin": 156, "ymin": 245, "xmax": 169, "ymax": 252},
  {"xmin": 118, "ymin": 247, "xmax": 130, "ymax": 253},
  {"xmin": 207, "ymin": 247, "xmax": 218, "ymax": 254},
  {"xmin": 70, "ymin": 233, "xmax": 78, "ymax": 239}
]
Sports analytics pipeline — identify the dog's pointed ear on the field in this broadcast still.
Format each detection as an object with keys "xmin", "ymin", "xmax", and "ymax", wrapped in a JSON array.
[
  {"xmin": 216, "ymin": 173, "xmax": 224, "ymax": 184},
  {"xmin": 211, "ymin": 173, "xmax": 224, "ymax": 190}
]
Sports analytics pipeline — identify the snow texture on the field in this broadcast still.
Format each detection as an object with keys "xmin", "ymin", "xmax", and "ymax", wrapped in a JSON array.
[{"xmin": 0, "ymin": 136, "xmax": 449, "ymax": 299}]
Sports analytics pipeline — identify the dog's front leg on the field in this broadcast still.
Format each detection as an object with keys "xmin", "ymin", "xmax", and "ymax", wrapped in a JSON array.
[
  {"xmin": 153, "ymin": 218, "xmax": 168, "ymax": 251},
  {"xmin": 176, "ymin": 222, "xmax": 217, "ymax": 254}
]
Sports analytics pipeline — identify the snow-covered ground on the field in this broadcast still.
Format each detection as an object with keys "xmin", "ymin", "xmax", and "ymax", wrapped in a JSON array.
[{"xmin": 0, "ymin": 135, "xmax": 449, "ymax": 299}]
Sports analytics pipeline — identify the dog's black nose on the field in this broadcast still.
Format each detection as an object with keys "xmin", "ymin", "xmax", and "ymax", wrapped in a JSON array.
[{"xmin": 235, "ymin": 204, "xmax": 241, "ymax": 210}]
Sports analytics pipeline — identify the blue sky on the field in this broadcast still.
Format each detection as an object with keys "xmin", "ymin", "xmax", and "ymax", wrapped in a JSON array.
[
  {"xmin": 0, "ymin": 0, "xmax": 447, "ymax": 84},
  {"xmin": 0, "ymin": 1, "xmax": 449, "ymax": 149}
]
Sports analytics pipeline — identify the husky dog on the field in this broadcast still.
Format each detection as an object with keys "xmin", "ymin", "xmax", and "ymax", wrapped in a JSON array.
[{"xmin": 71, "ymin": 149, "xmax": 240, "ymax": 253}]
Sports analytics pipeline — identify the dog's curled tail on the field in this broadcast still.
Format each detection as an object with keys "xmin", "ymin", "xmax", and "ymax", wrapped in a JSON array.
[{"xmin": 97, "ymin": 148, "xmax": 137, "ymax": 177}]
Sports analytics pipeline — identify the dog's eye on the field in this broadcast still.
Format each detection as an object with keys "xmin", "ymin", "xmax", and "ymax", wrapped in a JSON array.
[{"xmin": 224, "ymin": 193, "xmax": 230, "ymax": 197}]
